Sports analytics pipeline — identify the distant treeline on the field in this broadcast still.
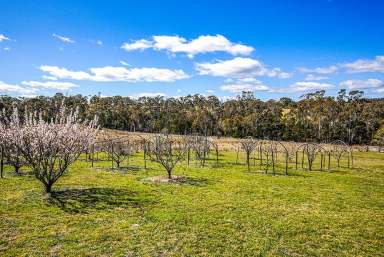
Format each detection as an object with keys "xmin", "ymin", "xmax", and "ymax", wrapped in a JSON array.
[{"xmin": 0, "ymin": 90, "xmax": 383, "ymax": 145}]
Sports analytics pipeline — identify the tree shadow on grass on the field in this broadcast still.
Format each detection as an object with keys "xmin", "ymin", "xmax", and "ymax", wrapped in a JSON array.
[
  {"xmin": 140, "ymin": 176, "xmax": 214, "ymax": 187},
  {"xmin": 48, "ymin": 187, "xmax": 156, "ymax": 214},
  {"xmin": 183, "ymin": 177, "xmax": 214, "ymax": 186}
]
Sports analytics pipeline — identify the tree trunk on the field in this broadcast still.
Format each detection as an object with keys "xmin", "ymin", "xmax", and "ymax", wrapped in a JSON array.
[
  {"xmin": 0, "ymin": 151, "xmax": 3, "ymax": 178},
  {"xmin": 285, "ymin": 153, "xmax": 288, "ymax": 175},
  {"xmin": 45, "ymin": 183, "xmax": 53, "ymax": 193},
  {"xmin": 167, "ymin": 169, "xmax": 172, "ymax": 180},
  {"xmin": 14, "ymin": 165, "xmax": 20, "ymax": 175}
]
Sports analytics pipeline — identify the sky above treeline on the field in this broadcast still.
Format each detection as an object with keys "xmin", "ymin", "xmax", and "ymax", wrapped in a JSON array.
[{"xmin": 0, "ymin": 0, "xmax": 384, "ymax": 100}]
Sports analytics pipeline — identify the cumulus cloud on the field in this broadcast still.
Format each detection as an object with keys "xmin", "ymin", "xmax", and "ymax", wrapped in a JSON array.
[
  {"xmin": 121, "ymin": 39, "xmax": 153, "ymax": 51},
  {"xmin": 22, "ymin": 81, "xmax": 78, "ymax": 90},
  {"xmin": 0, "ymin": 34, "xmax": 10, "ymax": 42},
  {"xmin": 196, "ymin": 57, "xmax": 291, "ymax": 79},
  {"xmin": 284, "ymin": 81, "xmax": 334, "ymax": 93},
  {"xmin": 52, "ymin": 33, "xmax": 75, "ymax": 43},
  {"xmin": 40, "ymin": 65, "xmax": 190, "ymax": 82},
  {"xmin": 220, "ymin": 78, "xmax": 271, "ymax": 93},
  {"xmin": 153, "ymin": 34, "xmax": 254, "ymax": 58},
  {"xmin": 0, "ymin": 81, "xmax": 36, "ymax": 94},
  {"xmin": 339, "ymin": 79, "xmax": 383, "ymax": 90},
  {"xmin": 40, "ymin": 66, "xmax": 92, "ymax": 80},
  {"xmin": 340, "ymin": 56, "xmax": 384, "ymax": 73},
  {"xmin": 305, "ymin": 74, "xmax": 329, "ymax": 81},
  {"xmin": 298, "ymin": 65, "xmax": 338, "ymax": 74},
  {"xmin": 121, "ymin": 34, "xmax": 254, "ymax": 58}
]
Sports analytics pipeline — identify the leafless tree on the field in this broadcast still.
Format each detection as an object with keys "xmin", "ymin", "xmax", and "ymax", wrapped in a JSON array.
[
  {"xmin": 146, "ymin": 134, "xmax": 187, "ymax": 179},
  {"xmin": 191, "ymin": 135, "xmax": 211, "ymax": 167},
  {"xmin": 104, "ymin": 138, "xmax": 136, "ymax": 169},
  {"xmin": 240, "ymin": 137, "xmax": 256, "ymax": 172}
]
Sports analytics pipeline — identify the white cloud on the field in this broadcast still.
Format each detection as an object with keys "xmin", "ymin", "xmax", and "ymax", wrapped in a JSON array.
[
  {"xmin": 0, "ymin": 81, "xmax": 36, "ymax": 94},
  {"xmin": 42, "ymin": 75, "xmax": 58, "ymax": 81},
  {"xmin": 40, "ymin": 65, "xmax": 190, "ymax": 82},
  {"xmin": 218, "ymin": 95, "xmax": 236, "ymax": 101},
  {"xmin": 298, "ymin": 65, "xmax": 338, "ymax": 74},
  {"xmin": 3, "ymin": 47, "xmax": 10, "ymax": 51},
  {"xmin": 120, "ymin": 61, "xmax": 129, "ymax": 66},
  {"xmin": 153, "ymin": 34, "xmax": 254, "ymax": 58},
  {"xmin": 121, "ymin": 34, "xmax": 254, "ymax": 58},
  {"xmin": 341, "ymin": 56, "xmax": 384, "ymax": 73},
  {"xmin": 52, "ymin": 33, "xmax": 75, "ymax": 43},
  {"xmin": 22, "ymin": 81, "xmax": 78, "ymax": 90},
  {"xmin": 305, "ymin": 74, "xmax": 329, "ymax": 81},
  {"xmin": 135, "ymin": 92, "xmax": 166, "ymax": 98},
  {"xmin": 121, "ymin": 39, "xmax": 153, "ymax": 51},
  {"xmin": 339, "ymin": 79, "xmax": 383, "ymax": 90},
  {"xmin": 0, "ymin": 34, "xmax": 10, "ymax": 42},
  {"xmin": 196, "ymin": 57, "xmax": 291, "ymax": 79},
  {"xmin": 288, "ymin": 81, "xmax": 334, "ymax": 92},
  {"xmin": 90, "ymin": 67, "xmax": 189, "ymax": 82},
  {"xmin": 40, "ymin": 66, "xmax": 93, "ymax": 80},
  {"xmin": 20, "ymin": 94, "xmax": 38, "ymax": 98},
  {"xmin": 206, "ymin": 89, "xmax": 215, "ymax": 94},
  {"xmin": 96, "ymin": 40, "xmax": 103, "ymax": 46},
  {"xmin": 267, "ymin": 68, "xmax": 292, "ymax": 79},
  {"xmin": 220, "ymin": 78, "xmax": 270, "ymax": 93}
]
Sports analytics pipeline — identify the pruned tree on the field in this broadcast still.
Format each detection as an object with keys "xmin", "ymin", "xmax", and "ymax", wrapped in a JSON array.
[
  {"xmin": 0, "ymin": 108, "xmax": 25, "ymax": 175},
  {"xmin": 303, "ymin": 143, "xmax": 320, "ymax": 171},
  {"xmin": 240, "ymin": 137, "xmax": 256, "ymax": 172},
  {"xmin": 0, "ymin": 126, "xmax": 25, "ymax": 174},
  {"xmin": 191, "ymin": 135, "xmax": 211, "ymax": 167},
  {"xmin": 146, "ymin": 134, "xmax": 187, "ymax": 179},
  {"xmin": 1, "ymin": 106, "xmax": 98, "ymax": 193},
  {"xmin": 330, "ymin": 140, "xmax": 350, "ymax": 168},
  {"xmin": 211, "ymin": 141, "xmax": 220, "ymax": 165},
  {"xmin": 104, "ymin": 138, "xmax": 135, "ymax": 169},
  {"xmin": 3, "ymin": 145, "xmax": 24, "ymax": 175},
  {"xmin": 261, "ymin": 142, "xmax": 275, "ymax": 174},
  {"xmin": 0, "ymin": 145, "xmax": 4, "ymax": 178}
]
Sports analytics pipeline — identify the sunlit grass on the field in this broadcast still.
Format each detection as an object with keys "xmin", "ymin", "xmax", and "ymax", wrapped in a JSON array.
[{"xmin": 1, "ymin": 151, "xmax": 383, "ymax": 256}]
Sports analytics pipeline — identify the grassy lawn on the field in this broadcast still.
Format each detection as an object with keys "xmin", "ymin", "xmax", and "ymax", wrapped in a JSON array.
[{"xmin": 1, "ymin": 151, "xmax": 383, "ymax": 256}]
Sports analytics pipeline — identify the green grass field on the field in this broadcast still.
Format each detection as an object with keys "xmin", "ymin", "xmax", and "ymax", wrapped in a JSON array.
[{"xmin": 1, "ymin": 151, "xmax": 383, "ymax": 257}]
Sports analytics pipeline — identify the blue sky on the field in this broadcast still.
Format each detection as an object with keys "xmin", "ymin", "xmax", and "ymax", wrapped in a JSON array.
[{"xmin": 1, "ymin": 0, "xmax": 384, "ymax": 100}]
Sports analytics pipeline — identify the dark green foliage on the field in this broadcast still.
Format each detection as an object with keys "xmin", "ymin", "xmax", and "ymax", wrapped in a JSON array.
[{"xmin": 1, "ymin": 91, "xmax": 383, "ymax": 144}]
